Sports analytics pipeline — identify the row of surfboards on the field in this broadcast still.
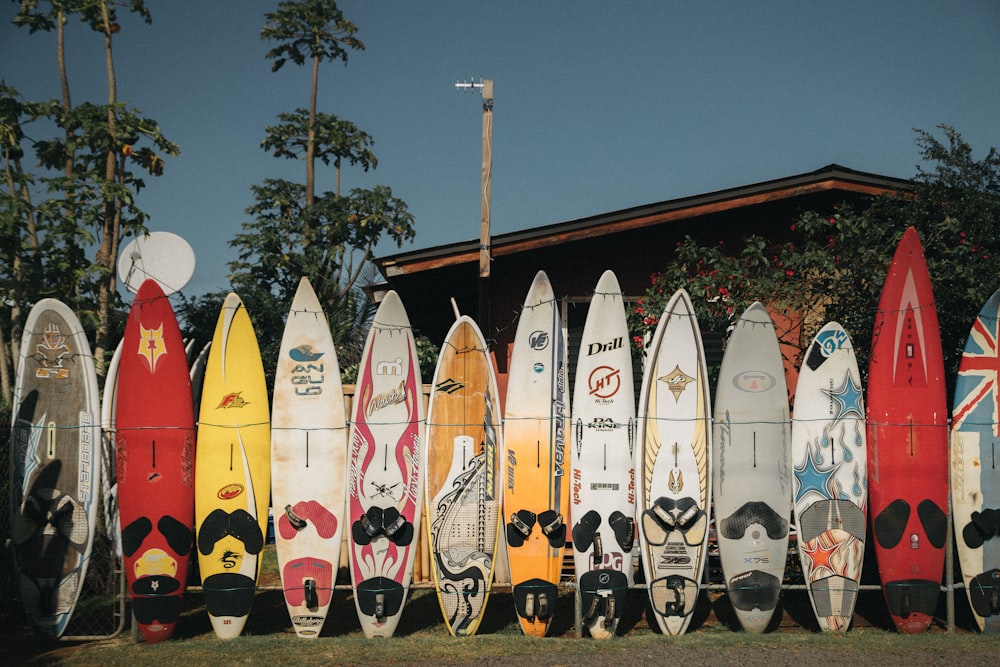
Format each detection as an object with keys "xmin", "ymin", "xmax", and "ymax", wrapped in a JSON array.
[{"xmin": 9, "ymin": 225, "xmax": 998, "ymax": 642}]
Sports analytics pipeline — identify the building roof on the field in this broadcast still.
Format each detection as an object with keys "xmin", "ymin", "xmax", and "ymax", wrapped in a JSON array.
[{"xmin": 375, "ymin": 164, "xmax": 912, "ymax": 279}]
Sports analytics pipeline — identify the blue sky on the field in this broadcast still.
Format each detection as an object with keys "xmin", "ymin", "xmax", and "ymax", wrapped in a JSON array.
[{"xmin": 3, "ymin": 1, "xmax": 999, "ymax": 297}]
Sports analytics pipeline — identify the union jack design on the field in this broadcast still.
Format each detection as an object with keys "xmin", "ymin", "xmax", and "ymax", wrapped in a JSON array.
[{"xmin": 953, "ymin": 304, "xmax": 1000, "ymax": 437}]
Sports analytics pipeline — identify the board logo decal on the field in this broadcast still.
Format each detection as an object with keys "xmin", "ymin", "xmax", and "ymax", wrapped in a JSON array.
[
  {"xmin": 289, "ymin": 344, "xmax": 324, "ymax": 362},
  {"xmin": 529, "ymin": 330, "xmax": 549, "ymax": 350},
  {"xmin": 587, "ymin": 337, "xmax": 623, "ymax": 356},
  {"xmin": 34, "ymin": 322, "xmax": 72, "ymax": 379},
  {"xmin": 733, "ymin": 370, "xmax": 775, "ymax": 393},
  {"xmin": 435, "ymin": 377, "xmax": 465, "ymax": 394},
  {"xmin": 533, "ymin": 362, "xmax": 545, "ymax": 374},
  {"xmin": 376, "ymin": 357, "xmax": 403, "ymax": 376},
  {"xmin": 366, "ymin": 379, "xmax": 408, "ymax": 416},
  {"xmin": 138, "ymin": 323, "xmax": 167, "ymax": 373},
  {"xmin": 218, "ymin": 483, "xmax": 245, "ymax": 500},
  {"xmin": 659, "ymin": 365, "xmax": 694, "ymax": 402},
  {"xmin": 588, "ymin": 366, "xmax": 621, "ymax": 399},
  {"xmin": 217, "ymin": 392, "xmax": 249, "ymax": 409},
  {"xmin": 816, "ymin": 328, "xmax": 848, "ymax": 358}
]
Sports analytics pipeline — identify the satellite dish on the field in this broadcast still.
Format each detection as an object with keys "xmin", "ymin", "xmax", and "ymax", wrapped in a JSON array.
[{"xmin": 117, "ymin": 231, "xmax": 196, "ymax": 296}]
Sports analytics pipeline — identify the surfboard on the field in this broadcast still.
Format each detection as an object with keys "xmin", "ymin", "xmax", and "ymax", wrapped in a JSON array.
[
  {"xmin": 867, "ymin": 226, "xmax": 948, "ymax": 634},
  {"xmin": 101, "ymin": 340, "xmax": 123, "ymax": 561},
  {"xmin": 637, "ymin": 288, "xmax": 711, "ymax": 636},
  {"xmin": 791, "ymin": 321, "xmax": 867, "ymax": 632},
  {"xmin": 10, "ymin": 298, "xmax": 101, "ymax": 638},
  {"xmin": 116, "ymin": 279, "xmax": 196, "ymax": 643},
  {"xmin": 194, "ymin": 293, "xmax": 271, "ymax": 639},
  {"xmin": 424, "ymin": 315, "xmax": 503, "ymax": 636},
  {"xmin": 271, "ymin": 277, "xmax": 348, "ymax": 638},
  {"xmin": 712, "ymin": 301, "xmax": 791, "ymax": 633},
  {"xmin": 571, "ymin": 270, "xmax": 636, "ymax": 639},
  {"xmin": 503, "ymin": 270, "xmax": 569, "ymax": 637},
  {"xmin": 347, "ymin": 290, "xmax": 423, "ymax": 638},
  {"xmin": 951, "ymin": 288, "xmax": 1000, "ymax": 633}
]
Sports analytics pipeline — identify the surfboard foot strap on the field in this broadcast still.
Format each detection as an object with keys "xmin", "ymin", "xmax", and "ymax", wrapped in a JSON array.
[
  {"xmin": 970, "ymin": 569, "xmax": 1000, "ymax": 617},
  {"xmin": 539, "ymin": 510, "xmax": 565, "ymax": 548},
  {"xmin": 285, "ymin": 504, "xmax": 308, "ymax": 531},
  {"xmin": 513, "ymin": 579, "xmax": 557, "ymax": 622},
  {"xmin": 608, "ymin": 511, "xmax": 634, "ymax": 552}
]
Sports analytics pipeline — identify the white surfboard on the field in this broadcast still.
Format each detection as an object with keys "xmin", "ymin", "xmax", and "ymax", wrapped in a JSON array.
[
  {"xmin": 791, "ymin": 322, "xmax": 867, "ymax": 632},
  {"xmin": 571, "ymin": 270, "xmax": 636, "ymax": 639},
  {"xmin": 712, "ymin": 301, "xmax": 791, "ymax": 633},
  {"xmin": 637, "ymin": 288, "xmax": 712, "ymax": 636},
  {"xmin": 271, "ymin": 277, "xmax": 348, "ymax": 637},
  {"xmin": 951, "ymin": 289, "xmax": 1000, "ymax": 632},
  {"xmin": 347, "ymin": 290, "xmax": 423, "ymax": 638}
]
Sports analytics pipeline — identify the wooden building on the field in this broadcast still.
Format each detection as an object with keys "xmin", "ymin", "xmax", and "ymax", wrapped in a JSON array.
[{"xmin": 373, "ymin": 164, "xmax": 910, "ymax": 392}]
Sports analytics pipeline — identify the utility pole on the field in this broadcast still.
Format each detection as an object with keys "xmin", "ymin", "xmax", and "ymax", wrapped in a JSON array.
[{"xmin": 455, "ymin": 78, "xmax": 493, "ymax": 339}]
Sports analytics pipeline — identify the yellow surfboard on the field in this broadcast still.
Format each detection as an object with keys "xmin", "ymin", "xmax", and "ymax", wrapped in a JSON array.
[
  {"xmin": 194, "ymin": 293, "xmax": 271, "ymax": 639},
  {"xmin": 503, "ymin": 271, "xmax": 569, "ymax": 637}
]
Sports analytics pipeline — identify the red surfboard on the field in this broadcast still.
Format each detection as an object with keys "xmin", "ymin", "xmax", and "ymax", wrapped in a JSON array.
[
  {"xmin": 867, "ymin": 226, "xmax": 948, "ymax": 634},
  {"xmin": 116, "ymin": 279, "xmax": 196, "ymax": 642}
]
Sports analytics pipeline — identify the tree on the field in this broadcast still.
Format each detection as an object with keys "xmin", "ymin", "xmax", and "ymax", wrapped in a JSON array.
[
  {"xmin": 261, "ymin": 0, "xmax": 364, "ymax": 206},
  {"xmin": 231, "ymin": 0, "xmax": 416, "ymax": 384},
  {"xmin": 628, "ymin": 126, "xmax": 1000, "ymax": 400},
  {"xmin": 7, "ymin": 0, "xmax": 177, "ymax": 382}
]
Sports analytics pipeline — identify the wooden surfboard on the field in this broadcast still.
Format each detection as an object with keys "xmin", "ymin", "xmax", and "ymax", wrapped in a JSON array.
[
  {"xmin": 712, "ymin": 301, "xmax": 791, "ymax": 633},
  {"xmin": 194, "ymin": 293, "xmax": 271, "ymax": 639},
  {"xmin": 116, "ymin": 279, "xmax": 196, "ymax": 643},
  {"xmin": 951, "ymin": 288, "xmax": 1000, "ymax": 633},
  {"xmin": 271, "ymin": 276, "xmax": 347, "ymax": 638},
  {"xmin": 571, "ymin": 270, "xmax": 636, "ymax": 639},
  {"xmin": 867, "ymin": 226, "xmax": 948, "ymax": 634},
  {"xmin": 637, "ymin": 288, "xmax": 711, "ymax": 636},
  {"xmin": 503, "ymin": 270, "xmax": 569, "ymax": 637},
  {"xmin": 791, "ymin": 321, "xmax": 867, "ymax": 632},
  {"xmin": 347, "ymin": 290, "xmax": 423, "ymax": 638},
  {"xmin": 10, "ymin": 298, "xmax": 101, "ymax": 638},
  {"xmin": 424, "ymin": 315, "xmax": 503, "ymax": 636}
]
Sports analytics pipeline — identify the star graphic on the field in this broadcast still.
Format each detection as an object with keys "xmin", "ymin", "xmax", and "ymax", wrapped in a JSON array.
[
  {"xmin": 827, "ymin": 372, "xmax": 863, "ymax": 420},
  {"xmin": 794, "ymin": 442, "xmax": 839, "ymax": 503},
  {"xmin": 802, "ymin": 536, "xmax": 840, "ymax": 575}
]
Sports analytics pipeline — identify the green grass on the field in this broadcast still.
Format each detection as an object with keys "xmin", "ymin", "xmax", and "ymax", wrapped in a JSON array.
[{"xmin": 20, "ymin": 624, "xmax": 1000, "ymax": 667}]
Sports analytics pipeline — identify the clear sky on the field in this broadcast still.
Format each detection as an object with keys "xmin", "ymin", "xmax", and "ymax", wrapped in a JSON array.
[{"xmin": 3, "ymin": 1, "xmax": 999, "ymax": 297}]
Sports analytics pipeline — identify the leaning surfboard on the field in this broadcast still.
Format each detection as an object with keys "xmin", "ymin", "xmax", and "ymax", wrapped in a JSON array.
[
  {"xmin": 271, "ymin": 277, "xmax": 347, "ymax": 638},
  {"xmin": 194, "ymin": 293, "xmax": 271, "ymax": 639},
  {"xmin": 951, "ymin": 288, "xmax": 1000, "ymax": 633},
  {"xmin": 347, "ymin": 290, "xmax": 423, "ymax": 638},
  {"xmin": 571, "ymin": 270, "xmax": 636, "ymax": 639},
  {"xmin": 503, "ymin": 270, "xmax": 569, "ymax": 637},
  {"xmin": 637, "ymin": 288, "xmax": 711, "ymax": 636},
  {"xmin": 10, "ymin": 298, "xmax": 101, "ymax": 638},
  {"xmin": 424, "ymin": 315, "xmax": 503, "ymax": 636},
  {"xmin": 867, "ymin": 226, "xmax": 948, "ymax": 634},
  {"xmin": 712, "ymin": 301, "xmax": 791, "ymax": 633},
  {"xmin": 791, "ymin": 321, "xmax": 867, "ymax": 632},
  {"xmin": 116, "ymin": 279, "xmax": 196, "ymax": 643}
]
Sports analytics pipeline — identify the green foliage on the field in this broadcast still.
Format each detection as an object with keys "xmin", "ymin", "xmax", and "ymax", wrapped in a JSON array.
[
  {"xmin": 230, "ymin": 0, "xmax": 416, "ymax": 388},
  {"xmin": 262, "ymin": 109, "xmax": 377, "ymax": 172},
  {"xmin": 629, "ymin": 126, "xmax": 1000, "ymax": 399},
  {"xmin": 261, "ymin": 0, "xmax": 364, "ymax": 72}
]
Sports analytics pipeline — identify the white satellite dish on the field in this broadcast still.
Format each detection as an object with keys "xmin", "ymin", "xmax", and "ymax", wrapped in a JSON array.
[{"xmin": 117, "ymin": 231, "xmax": 196, "ymax": 296}]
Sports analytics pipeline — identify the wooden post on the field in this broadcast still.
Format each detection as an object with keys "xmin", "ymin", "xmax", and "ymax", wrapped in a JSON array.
[{"xmin": 479, "ymin": 79, "xmax": 493, "ymax": 340}]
